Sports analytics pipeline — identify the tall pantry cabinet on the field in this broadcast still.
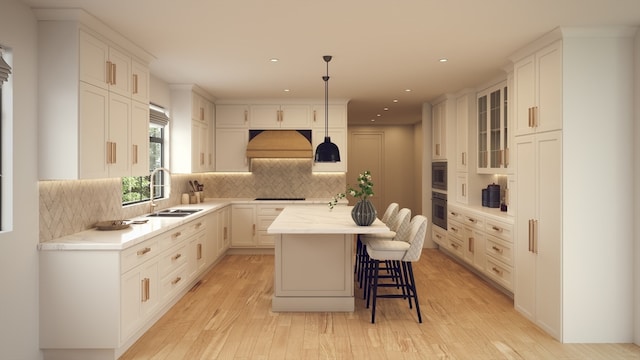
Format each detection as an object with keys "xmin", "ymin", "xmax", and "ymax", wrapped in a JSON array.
[{"xmin": 511, "ymin": 27, "xmax": 636, "ymax": 343}]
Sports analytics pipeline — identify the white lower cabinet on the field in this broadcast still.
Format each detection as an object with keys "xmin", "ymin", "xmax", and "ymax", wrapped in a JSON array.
[
  {"xmin": 442, "ymin": 204, "xmax": 514, "ymax": 292},
  {"xmin": 231, "ymin": 204, "xmax": 257, "ymax": 247},
  {"xmin": 40, "ymin": 209, "xmax": 227, "ymax": 360}
]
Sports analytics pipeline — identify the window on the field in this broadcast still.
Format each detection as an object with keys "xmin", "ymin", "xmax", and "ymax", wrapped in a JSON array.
[
  {"xmin": 122, "ymin": 104, "xmax": 169, "ymax": 205},
  {"xmin": 0, "ymin": 46, "xmax": 13, "ymax": 229}
]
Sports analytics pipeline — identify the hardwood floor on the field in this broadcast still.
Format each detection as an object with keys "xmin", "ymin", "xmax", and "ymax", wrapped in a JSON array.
[{"xmin": 120, "ymin": 249, "xmax": 640, "ymax": 359}]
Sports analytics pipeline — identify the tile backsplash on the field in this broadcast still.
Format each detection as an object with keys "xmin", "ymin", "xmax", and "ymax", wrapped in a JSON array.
[{"xmin": 39, "ymin": 159, "xmax": 345, "ymax": 242}]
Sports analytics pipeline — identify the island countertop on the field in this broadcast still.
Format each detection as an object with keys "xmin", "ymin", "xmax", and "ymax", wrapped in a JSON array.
[{"xmin": 268, "ymin": 205, "xmax": 389, "ymax": 234}]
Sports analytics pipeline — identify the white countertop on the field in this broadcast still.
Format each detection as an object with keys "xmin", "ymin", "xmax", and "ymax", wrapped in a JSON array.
[
  {"xmin": 268, "ymin": 205, "xmax": 389, "ymax": 234},
  {"xmin": 38, "ymin": 198, "xmax": 339, "ymax": 251}
]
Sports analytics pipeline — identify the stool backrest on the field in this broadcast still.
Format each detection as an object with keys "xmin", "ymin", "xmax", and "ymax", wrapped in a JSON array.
[
  {"xmin": 381, "ymin": 203, "xmax": 399, "ymax": 224},
  {"xmin": 402, "ymin": 215, "xmax": 428, "ymax": 262},
  {"xmin": 390, "ymin": 208, "xmax": 411, "ymax": 240}
]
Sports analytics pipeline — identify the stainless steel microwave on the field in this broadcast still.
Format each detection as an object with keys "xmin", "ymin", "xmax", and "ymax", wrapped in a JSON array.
[{"xmin": 432, "ymin": 161, "xmax": 447, "ymax": 190}]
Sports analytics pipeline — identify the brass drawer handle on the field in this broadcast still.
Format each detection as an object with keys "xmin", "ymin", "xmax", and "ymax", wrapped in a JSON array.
[
  {"xmin": 492, "ymin": 267, "xmax": 503, "ymax": 275},
  {"xmin": 492, "ymin": 246, "xmax": 504, "ymax": 254},
  {"xmin": 172, "ymin": 253, "xmax": 182, "ymax": 261},
  {"xmin": 171, "ymin": 277, "xmax": 182, "ymax": 285},
  {"xmin": 137, "ymin": 247, "xmax": 151, "ymax": 256}
]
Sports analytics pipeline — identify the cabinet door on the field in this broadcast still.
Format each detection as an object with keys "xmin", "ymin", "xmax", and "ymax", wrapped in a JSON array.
[
  {"xmin": 455, "ymin": 94, "xmax": 470, "ymax": 172},
  {"xmin": 455, "ymin": 172, "xmax": 468, "ymax": 204},
  {"xmin": 231, "ymin": 205, "xmax": 256, "ymax": 247},
  {"xmin": 131, "ymin": 101, "xmax": 149, "ymax": 176},
  {"xmin": 120, "ymin": 259, "xmax": 159, "ymax": 342},
  {"xmin": 477, "ymin": 83, "xmax": 508, "ymax": 174},
  {"xmin": 108, "ymin": 92, "xmax": 132, "ymax": 177},
  {"xmin": 250, "ymin": 104, "xmax": 281, "ymax": 128},
  {"xmin": 513, "ymin": 54, "xmax": 536, "ymax": 137},
  {"xmin": 131, "ymin": 59, "xmax": 150, "ymax": 103},
  {"xmin": 312, "ymin": 104, "xmax": 347, "ymax": 129},
  {"xmin": 280, "ymin": 105, "xmax": 311, "ymax": 128},
  {"xmin": 215, "ymin": 104, "xmax": 249, "ymax": 128},
  {"xmin": 514, "ymin": 131, "xmax": 562, "ymax": 338},
  {"xmin": 191, "ymin": 121, "xmax": 208, "ymax": 173},
  {"xmin": 215, "ymin": 128, "xmax": 249, "ymax": 171},
  {"xmin": 535, "ymin": 42, "xmax": 562, "ymax": 134},
  {"xmin": 432, "ymin": 102, "xmax": 446, "ymax": 160},
  {"xmin": 79, "ymin": 83, "xmax": 109, "ymax": 179},
  {"xmin": 108, "ymin": 47, "xmax": 131, "ymax": 98},
  {"xmin": 79, "ymin": 30, "xmax": 109, "ymax": 89}
]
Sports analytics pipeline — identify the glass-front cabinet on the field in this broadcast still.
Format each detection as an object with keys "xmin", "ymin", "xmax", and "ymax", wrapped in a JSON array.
[{"xmin": 477, "ymin": 81, "xmax": 509, "ymax": 174}]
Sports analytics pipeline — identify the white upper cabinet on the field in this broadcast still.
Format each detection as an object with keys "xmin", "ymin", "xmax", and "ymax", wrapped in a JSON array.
[
  {"xmin": 37, "ymin": 15, "xmax": 151, "ymax": 180},
  {"xmin": 513, "ymin": 40, "xmax": 562, "ymax": 136},
  {"xmin": 131, "ymin": 59, "xmax": 150, "ymax": 104},
  {"xmin": 170, "ymin": 85, "xmax": 215, "ymax": 173},
  {"xmin": 215, "ymin": 104, "xmax": 249, "ymax": 128},
  {"xmin": 431, "ymin": 100, "xmax": 447, "ymax": 161},
  {"xmin": 312, "ymin": 104, "xmax": 347, "ymax": 129},
  {"xmin": 250, "ymin": 104, "xmax": 311, "ymax": 129},
  {"xmin": 477, "ymin": 81, "xmax": 509, "ymax": 174}
]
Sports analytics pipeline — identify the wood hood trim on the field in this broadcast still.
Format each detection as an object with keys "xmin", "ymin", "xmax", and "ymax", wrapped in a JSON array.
[{"xmin": 246, "ymin": 130, "xmax": 313, "ymax": 158}]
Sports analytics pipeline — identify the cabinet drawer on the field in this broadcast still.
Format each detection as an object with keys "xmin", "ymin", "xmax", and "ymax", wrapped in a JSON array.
[
  {"xmin": 485, "ymin": 257, "xmax": 513, "ymax": 291},
  {"xmin": 446, "ymin": 236, "xmax": 464, "ymax": 258},
  {"xmin": 158, "ymin": 220, "xmax": 206, "ymax": 251},
  {"xmin": 485, "ymin": 218, "xmax": 513, "ymax": 242},
  {"xmin": 463, "ymin": 214, "xmax": 484, "ymax": 230},
  {"xmin": 447, "ymin": 220, "xmax": 465, "ymax": 240},
  {"xmin": 432, "ymin": 227, "xmax": 447, "ymax": 246},
  {"xmin": 158, "ymin": 243, "xmax": 188, "ymax": 278},
  {"xmin": 257, "ymin": 205, "xmax": 286, "ymax": 217},
  {"xmin": 485, "ymin": 234, "xmax": 513, "ymax": 266},
  {"xmin": 448, "ymin": 207, "xmax": 465, "ymax": 223},
  {"xmin": 121, "ymin": 238, "xmax": 160, "ymax": 273},
  {"xmin": 159, "ymin": 263, "xmax": 188, "ymax": 301}
]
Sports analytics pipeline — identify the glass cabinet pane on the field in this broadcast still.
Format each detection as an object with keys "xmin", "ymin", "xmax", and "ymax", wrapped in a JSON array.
[
  {"xmin": 490, "ymin": 89, "xmax": 501, "ymax": 168},
  {"xmin": 478, "ymin": 95, "xmax": 487, "ymax": 168}
]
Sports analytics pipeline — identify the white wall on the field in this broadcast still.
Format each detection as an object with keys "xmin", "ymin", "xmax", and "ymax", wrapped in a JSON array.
[
  {"xmin": 0, "ymin": 1, "xmax": 41, "ymax": 359},
  {"xmin": 562, "ymin": 29, "xmax": 636, "ymax": 343}
]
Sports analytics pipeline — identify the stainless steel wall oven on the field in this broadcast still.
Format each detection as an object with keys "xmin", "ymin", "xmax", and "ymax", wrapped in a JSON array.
[
  {"xmin": 432, "ymin": 161, "xmax": 447, "ymax": 190},
  {"xmin": 432, "ymin": 191, "xmax": 447, "ymax": 230}
]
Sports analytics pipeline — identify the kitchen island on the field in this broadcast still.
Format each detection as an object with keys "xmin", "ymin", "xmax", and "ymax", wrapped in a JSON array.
[{"xmin": 268, "ymin": 205, "xmax": 389, "ymax": 312}]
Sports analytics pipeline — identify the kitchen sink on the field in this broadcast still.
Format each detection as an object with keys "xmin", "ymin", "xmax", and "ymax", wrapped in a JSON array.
[{"xmin": 147, "ymin": 208, "xmax": 203, "ymax": 217}]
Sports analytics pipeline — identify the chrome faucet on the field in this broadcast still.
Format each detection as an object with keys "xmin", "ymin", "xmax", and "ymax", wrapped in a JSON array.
[{"xmin": 150, "ymin": 167, "xmax": 171, "ymax": 213}]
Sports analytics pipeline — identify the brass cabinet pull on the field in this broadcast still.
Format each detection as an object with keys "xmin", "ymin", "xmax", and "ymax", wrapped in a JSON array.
[
  {"xmin": 492, "ymin": 267, "xmax": 503, "ymax": 275},
  {"xmin": 492, "ymin": 245, "xmax": 503, "ymax": 254},
  {"xmin": 172, "ymin": 231, "xmax": 182, "ymax": 240},
  {"xmin": 132, "ymin": 74, "xmax": 138, "ymax": 94},
  {"xmin": 106, "ymin": 61, "xmax": 112, "ymax": 84},
  {"xmin": 468, "ymin": 237, "xmax": 474, "ymax": 252},
  {"xmin": 435, "ymin": 143, "xmax": 440, "ymax": 156},
  {"xmin": 450, "ymin": 211, "xmax": 458, "ymax": 217},
  {"xmin": 275, "ymin": 208, "xmax": 284, "ymax": 211},
  {"xmin": 528, "ymin": 219, "xmax": 533, "ymax": 252},
  {"xmin": 197, "ymin": 243, "xmax": 202, "ymax": 260},
  {"xmin": 533, "ymin": 219, "xmax": 538, "ymax": 254},
  {"xmin": 111, "ymin": 63, "xmax": 116, "ymax": 85},
  {"xmin": 313, "ymin": 110, "xmax": 317, "ymax": 122},
  {"xmin": 461, "ymin": 152, "xmax": 466, "ymax": 166},
  {"xmin": 223, "ymin": 227, "xmax": 228, "ymax": 240},
  {"xmin": 528, "ymin": 107, "xmax": 532, "ymax": 127},
  {"xmin": 462, "ymin": 183, "xmax": 466, "ymax": 197},
  {"xmin": 435, "ymin": 234, "xmax": 442, "ymax": 240},
  {"xmin": 467, "ymin": 217, "xmax": 477, "ymax": 224},
  {"xmin": 451, "ymin": 226, "xmax": 458, "ymax": 233},
  {"xmin": 171, "ymin": 277, "xmax": 182, "ymax": 285},
  {"xmin": 450, "ymin": 242, "xmax": 460, "ymax": 249},
  {"xmin": 492, "ymin": 226, "xmax": 502, "ymax": 232},
  {"xmin": 132, "ymin": 144, "xmax": 138, "ymax": 164},
  {"xmin": 252, "ymin": 224, "xmax": 256, "ymax": 236},
  {"xmin": 141, "ymin": 278, "xmax": 150, "ymax": 302},
  {"xmin": 137, "ymin": 247, "xmax": 151, "ymax": 256},
  {"xmin": 195, "ymin": 222, "xmax": 203, "ymax": 229},
  {"xmin": 533, "ymin": 106, "xmax": 539, "ymax": 127},
  {"xmin": 172, "ymin": 253, "xmax": 182, "ymax": 261},
  {"xmin": 504, "ymin": 147, "xmax": 510, "ymax": 167},
  {"xmin": 244, "ymin": 110, "xmax": 248, "ymax": 122}
]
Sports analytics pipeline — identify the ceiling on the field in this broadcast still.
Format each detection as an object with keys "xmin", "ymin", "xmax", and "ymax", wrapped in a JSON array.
[{"xmin": 20, "ymin": 0, "xmax": 640, "ymax": 125}]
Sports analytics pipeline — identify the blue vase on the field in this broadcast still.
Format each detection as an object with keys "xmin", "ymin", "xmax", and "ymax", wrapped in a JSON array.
[{"xmin": 351, "ymin": 199, "xmax": 377, "ymax": 226}]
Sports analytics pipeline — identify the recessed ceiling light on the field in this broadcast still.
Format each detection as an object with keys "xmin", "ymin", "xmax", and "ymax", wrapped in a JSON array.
[
  {"xmin": 404, "ymin": 89, "xmax": 412, "ymax": 92},
  {"xmin": 393, "ymin": 99, "xmax": 399, "ymax": 103},
  {"xmin": 376, "ymin": 114, "xmax": 381, "ymax": 117},
  {"xmin": 383, "ymin": 107, "xmax": 389, "ymax": 111},
  {"xmin": 439, "ymin": 58, "xmax": 448, "ymax": 63},
  {"xmin": 270, "ymin": 58, "xmax": 279, "ymax": 62},
  {"xmin": 283, "ymin": 89, "xmax": 290, "ymax": 92},
  {"xmin": 370, "ymin": 119, "xmax": 376, "ymax": 122}
]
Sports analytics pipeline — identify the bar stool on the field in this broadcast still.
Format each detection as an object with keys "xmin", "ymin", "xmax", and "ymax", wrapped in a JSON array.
[
  {"xmin": 354, "ymin": 203, "xmax": 398, "ymax": 281},
  {"xmin": 365, "ymin": 215, "xmax": 428, "ymax": 323},
  {"xmin": 357, "ymin": 208, "xmax": 411, "ymax": 292}
]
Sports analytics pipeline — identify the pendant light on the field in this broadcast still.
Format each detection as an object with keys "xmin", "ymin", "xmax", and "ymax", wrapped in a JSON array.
[{"xmin": 314, "ymin": 55, "xmax": 341, "ymax": 163}]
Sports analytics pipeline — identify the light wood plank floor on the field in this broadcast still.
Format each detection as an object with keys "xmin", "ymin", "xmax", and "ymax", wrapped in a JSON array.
[{"xmin": 120, "ymin": 249, "xmax": 640, "ymax": 359}]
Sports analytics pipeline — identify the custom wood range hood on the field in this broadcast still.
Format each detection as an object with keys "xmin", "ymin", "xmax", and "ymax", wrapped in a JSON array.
[{"xmin": 246, "ymin": 130, "xmax": 313, "ymax": 159}]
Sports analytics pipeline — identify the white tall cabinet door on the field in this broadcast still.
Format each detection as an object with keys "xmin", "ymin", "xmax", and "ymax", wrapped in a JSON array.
[
  {"xmin": 131, "ymin": 101, "xmax": 150, "ymax": 176},
  {"xmin": 231, "ymin": 205, "xmax": 257, "ymax": 247},
  {"xmin": 514, "ymin": 130, "xmax": 562, "ymax": 340},
  {"xmin": 108, "ymin": 92, "xmax": 132, "ymax": 177},
  {"xmin": 79, "ymin": 83, "xmax": 109, "ymax": 179},
  {"xmin": 513, "ymin": 41, "xmax": 562, "ymax": 136}
]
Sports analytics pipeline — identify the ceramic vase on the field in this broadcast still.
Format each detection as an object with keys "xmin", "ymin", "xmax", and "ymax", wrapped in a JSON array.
[{"xmin": 351, "ymin": 199, "xmax": 377, "ymax": 226}]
